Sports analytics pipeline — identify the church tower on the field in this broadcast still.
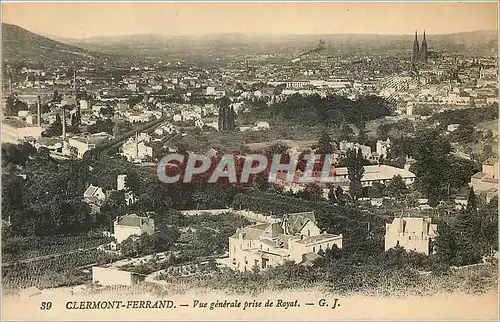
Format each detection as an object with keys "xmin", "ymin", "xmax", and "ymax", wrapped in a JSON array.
[
  {"xmin": 411, "ymin": 30, "xmax": 420, "ymax": 64},
  {"xmin": 420, "ymin": 30, "xmax": 428, "ymax": 62}
]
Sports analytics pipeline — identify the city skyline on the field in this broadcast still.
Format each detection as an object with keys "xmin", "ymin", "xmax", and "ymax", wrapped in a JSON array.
[{"xmin": 2, "ymin": 2, "xmax": 498, "ymax": 39}]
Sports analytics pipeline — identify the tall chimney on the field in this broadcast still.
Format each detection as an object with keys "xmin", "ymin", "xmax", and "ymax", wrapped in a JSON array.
[
  {"xmin": 62, "ymin": 107, "xmax": 67, "ymax": 139},
  {"xmin": 73, "ymin": 67, "xmax": 77, "ymax": 92},
  {"xmin": 9, "ymin": 74, "xmax": 12, "ymax": 95},
  {"xmin": 37, "ymin": 95, "xmax": 41, "ymax": 127},
  {"xmin": 135, "ymin": 131, "xmax": 139, "ymax": 158}
]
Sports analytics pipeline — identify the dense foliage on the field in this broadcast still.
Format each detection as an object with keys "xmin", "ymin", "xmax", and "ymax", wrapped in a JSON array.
[
  {"xmin": 430, "ymin": 104, "xmax": 498, "ymax": 127},
  {"xmin": 249, "ymin": 94, "xmax": 394, "ymax": 126}
]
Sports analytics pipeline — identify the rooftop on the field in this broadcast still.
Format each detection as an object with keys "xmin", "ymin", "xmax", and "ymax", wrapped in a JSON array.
[
  {"xmin": 3, "ymin": 118, "xmax": 31, "ymax": 129},
  {"xmin": 335, "ymin": 165, "xmax": 416, "ymax": 181},
  {"xmin": 115, "ymin": 214, "xmax": 153, "ymax": 227},
  {"xmin": 471, "ymin": 172, "xmax": 487, "ymax": 180},
  {"xmin": 295, "ymin": 233, "xmax": 342, "ymax": 245},
  {"xmin": 83, "ymin": 184, "xmax": 99, "ymax": 197}
]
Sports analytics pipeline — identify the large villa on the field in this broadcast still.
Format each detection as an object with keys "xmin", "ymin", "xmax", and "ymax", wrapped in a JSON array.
[{"xmin": 227, "ymin": 212, "xmax": 343, "ymax": 272}]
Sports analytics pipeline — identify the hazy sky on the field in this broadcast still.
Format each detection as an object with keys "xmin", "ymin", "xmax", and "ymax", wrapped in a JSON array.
[{"xmin": 2, "ymin": 2, "xmax": 498, "ymax": 39}]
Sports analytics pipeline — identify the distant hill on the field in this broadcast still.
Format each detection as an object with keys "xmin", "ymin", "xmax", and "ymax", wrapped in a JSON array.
[
  {"xmin": 2, "ymin": 23, "xmax": 102, "ymax": 62},
  {"xmin": 64, "ymin": 30, "xmax": 498, "ymax": 59}
]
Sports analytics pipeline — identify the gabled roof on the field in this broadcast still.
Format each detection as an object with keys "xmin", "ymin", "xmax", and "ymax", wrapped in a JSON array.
[
  {"xmin": 286, "ymin": 212, "xmax": 316, "ymax": 234},
  {"xmin": 230, "ymin": 224, "xmax": 267, "ymax": 239},
  {"xmin": 84, "ymin": 184, "xmax": 99, "ymax": 197}
]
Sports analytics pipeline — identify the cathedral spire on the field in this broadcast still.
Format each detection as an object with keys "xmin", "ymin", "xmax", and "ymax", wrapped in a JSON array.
[
  {"xmin": 420, "ymin": 30, "xmax": 428, "ymax": 62},
  {"xmin": 412, "ymin": 30, "xmax": 420, "ymax": 64}
]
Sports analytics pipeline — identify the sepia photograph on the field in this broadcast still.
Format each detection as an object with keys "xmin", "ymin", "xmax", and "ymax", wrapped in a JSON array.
[{"xmin": 1, "ymin": 1, "xmax": 499, "ymax": 320}]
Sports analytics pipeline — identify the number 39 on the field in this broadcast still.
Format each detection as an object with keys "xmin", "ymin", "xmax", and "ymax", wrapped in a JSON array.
[{"xmin": 40, "ymin": 302, "xmax": 52, "ymax": 310}]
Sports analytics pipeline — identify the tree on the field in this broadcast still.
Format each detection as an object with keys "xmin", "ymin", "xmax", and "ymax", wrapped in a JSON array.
[
  {"xmin": 100, "ymin": 105, "xmax": 115, "ymax": 118},
  {"xmin": 52, "ymin": 90, "xmax": 61, "ymax": 102},
  {"xmin": 334, "ymin": 186, "xmax": 344, "ymax": 201},
  {"xmin": 356, "ymin": 119, "xmax": 368, "ymax": 145},
  {"xmin": 217, "ymin": 97, "xmax": 235, "ymax": 132},
  {"xmin": 316, "ymin": 128, "xmax": 333, "ymax": 155},
  {"xmin": 386, "ymin": 175, "xmax": 407, "ymax": 201},
  {"xmin": 45, "ymin": 113, "xmax": 62, "ymax": 137},
  {"xmin": 345, "ymin": 148, "xmax": 365, "ymax": 200},
  {"xmin": 121, "ymin": 233, "xmax": 155, "ymax": 257},
  {"xmin": 87, "ymin": 119, "xmax": 114, "ymax": 135},
  {"xmin": 113, "ymin": 121, "xmax": 133, "ymax": 136},
  {"xmin": 124, "ymin": 171, "xmax": 141, "ymax": 194},
  {"xmin": 449, "ymin": 123, "xmax": 476, "ymax": 144},
  {"xmin": 2, "ymin": 174, "xmax": 24, "ymax": 221},
  {"xmin": 153, "ymin": 226, "xmax": 180, "ymax": 253},
  {"xmin": 465, "ymin": 187, "xmax": 478, "ymax": 215},
  {"xmin": 255, "ymin": 171, "xmax": 270, "ymax": 191},
  {"xmin": 481, "ymin": 144, "xmax": 493, "ymax": 162},
  {"xmin": 71, "ymin": 107, "xmax": 81, "ymax": 127},
  {"xmin": 339, "ymin": 124, "xmax": 354, "ymax": 141},
  {"xmin": 411, "ymin": 128, "xmax": 452, "ymax": 203},
  {"xmin": 483, "ymin": 130, "xmax": 493, "ymax": 144},
  {"xmin": 268, "ymin": 141, "xmax": 289, "ymax": 155},
  {"xmin": 296, "ymin": 183, "xmax": 323, "ymax": 202}
]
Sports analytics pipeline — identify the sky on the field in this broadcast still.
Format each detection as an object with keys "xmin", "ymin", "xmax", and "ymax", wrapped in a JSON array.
[{"xmin": 2, "ymin": 2, "xmax": 498, "ymax": 39}]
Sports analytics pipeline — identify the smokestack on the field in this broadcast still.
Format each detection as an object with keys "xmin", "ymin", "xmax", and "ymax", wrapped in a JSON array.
[
  {"xmin": 73, "ymin": 68, "xmax": 77, "ymax": 92},
  {"xmin": 135, "ymin": 131, "xmax": 139, "ymax": 158},
  {"xmin": 9, "ymin": 74, "xmax": 12, "ymax": 95},
  {"xmin": 62, "ymin": 107, "xmax": 67, "ymax": 139},
  {"xmin": 37, "ymin": 95, "xmax": 41, "ymax": 127}
]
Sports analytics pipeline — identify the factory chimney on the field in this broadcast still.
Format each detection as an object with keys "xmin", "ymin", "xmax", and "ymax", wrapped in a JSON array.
[
  {"xmin": 135, "ymin": 131, "xmax": 139, "ymax": 159},
  {"xmin": 37, "ymin": 95, "xmax": 41, "ymax": 127},
  {"xmin": 73, "ymin": 68, "xmax": 77, "ymax": 92},
  {"xmin": 62, "ymin": 107, "xmax": 67, "ymax": 139}
]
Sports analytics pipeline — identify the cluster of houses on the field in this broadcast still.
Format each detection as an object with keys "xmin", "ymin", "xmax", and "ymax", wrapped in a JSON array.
[
  {"xmin": 226, "ymin": 210, "xmax": 438, "ymax": 273},
  {"xmin": 470, "ymin": 158, "xmax": 498, "ymax": 202}
]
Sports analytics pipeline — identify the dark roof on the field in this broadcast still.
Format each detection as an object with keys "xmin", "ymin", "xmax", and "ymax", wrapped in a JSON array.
[
  {"xmin": 295, "ymin": 233, "xmax": 342, "ymax": 245},
  {"xmin": 230, "ymin": 224, "xmax": 267, "ymax": 239},
  {"xmin": 286, "ymin": 212, "xmax": 316, "ymax": 234},
  {"xmin": 471, "ymin": 172, "xmax": 487, "ymax": 179},
  {"xmin": 301, "ymin": 252, "xmax": 322, "ymax": 267},
  {"xmin": 115, "ymin": 214, "xmax": 152, "ymax": 227},
  {"xmin": 84, "ymin": 185, "xmax": 98, "ymax": 197},
  {"xmin": 483, "ymin": 177, "xmax": 498, "ymax": 184}
]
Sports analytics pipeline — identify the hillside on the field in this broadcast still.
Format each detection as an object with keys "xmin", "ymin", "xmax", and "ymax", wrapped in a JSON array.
[
  {"xmin": 2, "ymin": 23, "xmax": 102, "ymax": 62},
  {"xmin": 65, "ymin": 30, "xmax": 498, "ymax": 58}
]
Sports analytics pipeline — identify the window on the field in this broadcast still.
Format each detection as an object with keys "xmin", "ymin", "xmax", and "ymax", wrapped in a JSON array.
[
  {"xmin": 260, "ymin": 245, "xmax": 262, "ymax": 249},
  {"xmin": 245, "ymin": 257, "xmax": 248, "ymax": 265},
  {"xmin": 408, "ymin": 236, "xmax": 412, "ymax": 240},
  {"xmin": 308, "ymin": 229, "xmax": 310, "ymax": 237},
  {"xmin": 319, "ymin": 245, "xmax": 322, "ymax": 250},
  {"xmin": 313, "ymin": 246, "xmax": 316, "ymax": 252}
]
